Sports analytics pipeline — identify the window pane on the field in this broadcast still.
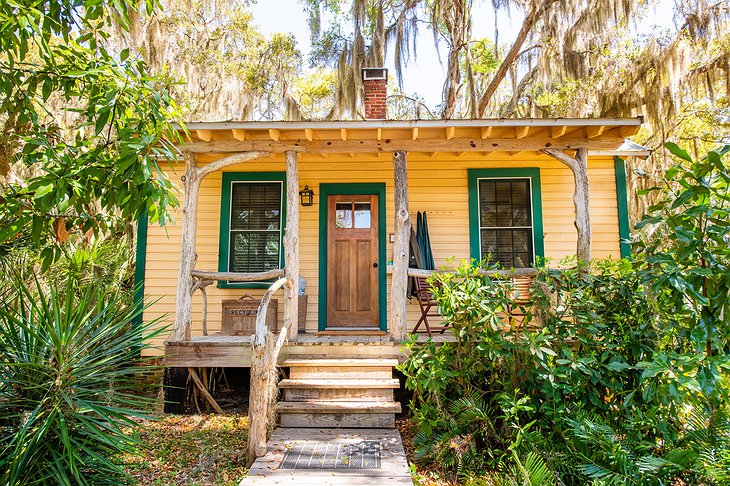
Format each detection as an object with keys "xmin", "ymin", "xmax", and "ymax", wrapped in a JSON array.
[
  {"xmin": 335, "ymin": 202, "xmax": 352, "ymax": 228},
  {"xmin": 512, "ymin": 229, "xmax": 531, "ymax": 253},
  {"xmin": 481, "ymin": 230, "xmax": 497, "ymax": 255},
  {"xmin": 230, "ymin": 232, "xmax": 280, "ymax": 272},
  {"xmin": 480, "ymin": 202, "xmax": 497, "ymax": 226},
  {"xmin": 496, "ymin": 253, "xmax": 514, "ymax": 268},
  {"xmin": 513, "ymin": 206, "xmax": 531, "ymax": 226},
  {"xmin": 354, "ymin": 203, "xmax": 371, "ymax": 228},
  {"xmin": 479, "ymin": 181, "xmax": 496, "ymax": 203},
  {"xmin": 514, "ymin": 253, "xmax": 531, "ymax": 268},
  {"xmin": 497, "ymin": 204, "xmax": 512, "ymax": 226},
  {"xmin": 497, "ymin": 230, "xmax": 513, "ymax": 254},
  {"xmin": 495, "ymin": 182, "xmax": 512, "ymax": 203},
  {"xmin": 511, "ymin": 181, "xmax": 529, "ymax": 205}
]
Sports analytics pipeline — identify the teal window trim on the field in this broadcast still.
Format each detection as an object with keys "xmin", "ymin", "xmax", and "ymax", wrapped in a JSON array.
[
  {"xmin": 468, "ymin": 168, "xmax": 544, "ymax": 266},
  {"xmin": 217, "ymin": 172, "xmax": 287, "ymax": 289},
  {"xmin": 133, "ymin": 210, "xmax": 148, "ymax": 328},
  {"xmin": 614, "ymin": 157, "xmax": 631, "ymax": 259},
  {"xmin": 318, "ymin": 183, "xmax": 387, "ymax": 332}
]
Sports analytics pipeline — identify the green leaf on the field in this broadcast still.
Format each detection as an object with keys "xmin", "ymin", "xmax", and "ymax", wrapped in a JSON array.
[
  {"xmin": 665, "ymin": 141, "xmax": 693, "ymax": 162},
  {"xmin": 33, "ymin": 184, "xmax": 54, "ymax": 199},
  {"xmin": 95, "ymin": 109, "xmax": 111, "ymax": 136}
]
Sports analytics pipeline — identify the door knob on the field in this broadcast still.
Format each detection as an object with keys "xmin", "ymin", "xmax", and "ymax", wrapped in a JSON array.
[{"xmin": 373, "ymin": 262, "xmax": 379, "ymax": 268}]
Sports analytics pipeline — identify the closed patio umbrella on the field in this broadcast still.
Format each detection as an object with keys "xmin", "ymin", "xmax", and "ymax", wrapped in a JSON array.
[{"xmin": 422, "ymin": 211, "xmax": 435, "ymax": 270}]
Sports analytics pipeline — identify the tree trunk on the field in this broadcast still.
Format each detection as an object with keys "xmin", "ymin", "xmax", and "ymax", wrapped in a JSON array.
[
  {"xmin": 572, "ymin": 148, "xmax": 592, "ymax": 263},
  {"xmin": 172, "ymin": 153, "xmax": 201, "ymax": 341},
  {"xmin": 283, "ymin": 151, "xmax": 300, "ymax": 340},
  {"xmin": 476, "ymin": 1, "xmax": 551, "ymax": 117},
  {"xmin": 390, "ymin": 150, "xmax": 410, "ymax": 341},
  {"xmin": 541, "ymin": 147, "xmax": 592, "ymax": 263}
]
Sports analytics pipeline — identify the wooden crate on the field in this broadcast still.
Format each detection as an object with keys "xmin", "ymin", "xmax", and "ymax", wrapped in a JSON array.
[{"xmin": 221, "ymin": 295, "xmax": 278, "ymax": 335}]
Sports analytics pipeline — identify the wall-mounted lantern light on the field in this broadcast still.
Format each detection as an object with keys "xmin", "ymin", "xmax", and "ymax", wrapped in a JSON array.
[{"xmin": 299, "ymin": 185, "xmax": 314, "ymax": 207}]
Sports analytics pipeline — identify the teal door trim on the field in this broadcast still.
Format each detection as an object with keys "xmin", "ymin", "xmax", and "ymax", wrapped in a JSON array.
[
  {"xmin": 318, "ymin": 183, "xmax": 387, "ymax": 332},
  {"xmin": 614, "ymin": 156, "xmax": 632, "ymax": 259},
  {"xmin": 133, "ymin": 210, "xmax": 149, "ymax": 328}
]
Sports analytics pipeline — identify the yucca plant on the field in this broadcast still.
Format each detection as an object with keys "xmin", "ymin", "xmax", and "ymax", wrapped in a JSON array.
[{"xmin": 0, "ymin": 273, "xmax": 163, "ymax": 485}]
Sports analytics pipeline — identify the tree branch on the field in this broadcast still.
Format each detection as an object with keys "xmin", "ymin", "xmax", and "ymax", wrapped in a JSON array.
[
  {"xmin": 476, "ymin": 0, "xmax": 557, "ymax": 117},
  {"xmin": 197, "ymin": 151, "xmax": 270, "ymax": 178}
]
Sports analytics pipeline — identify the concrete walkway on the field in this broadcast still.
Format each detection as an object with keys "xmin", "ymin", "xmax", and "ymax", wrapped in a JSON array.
[{"xmin": 239, "ymin": 428, "xmax": 414, "ymax": 485}]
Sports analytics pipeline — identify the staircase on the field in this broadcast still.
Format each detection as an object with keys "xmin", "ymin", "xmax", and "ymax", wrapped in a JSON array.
[{"xmin": 277, "ymin": 358, "xmax": 402, "ymax": 428}]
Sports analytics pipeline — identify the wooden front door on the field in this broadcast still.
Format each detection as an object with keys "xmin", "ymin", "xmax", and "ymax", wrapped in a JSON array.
[{"xmin": 326, "ymin": 194, "xmax": 380, "ymax": 328}]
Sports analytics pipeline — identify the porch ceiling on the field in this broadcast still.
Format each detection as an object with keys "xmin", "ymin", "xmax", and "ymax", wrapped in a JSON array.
[{"xmin": 174, "ymin": 117, "xmax": 642, "ymax": 154}]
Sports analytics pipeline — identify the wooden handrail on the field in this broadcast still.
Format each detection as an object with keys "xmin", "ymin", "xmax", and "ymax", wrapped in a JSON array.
[
  {"xmin": 191, "ymin": 269, "xmax": 284, "ymax": 282},
  {"xmin": 408, "ymin": 267, "xmax": 539, "ymax": 278},
  {"xmin": 253, "ymin": 277, "xmax": 290, "ymax": 346}
]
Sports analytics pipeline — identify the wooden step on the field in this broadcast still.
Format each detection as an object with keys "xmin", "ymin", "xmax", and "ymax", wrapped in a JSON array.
[
  {"xmin": 280, "ymin": 412, "xmax": 396, "ymax": 428},
  {"xmin": 289, "ymin": 366, "xmax": 393, "ymax": 380},
  {"xmin": 284, "ymin": 387, "xmax": 394, "ymax": 401},
  {"xmin": 276, "ymin": 400, "xmax": 402, "ymax": 414},
  {"xmin": 282, "ymin": 358, "xmax": 400, "ymax": 367},
  {"xmin": 277, "ymin": 400, "xmax": 401, "ymax": 428},
  {"xmin": 279, "ymin": 378, "xmax": 400, "ymax": 401},
  {"xmin": 278, "ymin": 378, "xmax": 400, "ymax": 389}
]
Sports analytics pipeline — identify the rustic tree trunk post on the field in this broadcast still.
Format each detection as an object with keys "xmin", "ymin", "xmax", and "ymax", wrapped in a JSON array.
[
  {"xmin": 572, "ymin": 148, "xmax": 591, "ymax": 263},
  {"xmin": 541, "ymin": 147, "xmax": 592, "ymax": 263},
  {"xmin": 172, "ymin": 151, "xmax": 270, "ymax": 342},
  {"xmin": 283, "ymin": 150, "xmax": 300, "ymax": 340},
  {"xmin": 390, "ymin": 150, "xmax": 411, "ymax": 341},
  {"xmin": 172, "ymin": 152, "xmax": 201, "ymax": 341}
]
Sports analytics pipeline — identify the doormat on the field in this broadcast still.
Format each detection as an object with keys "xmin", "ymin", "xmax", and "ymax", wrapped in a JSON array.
[{"xmin": 280, "ymin": 440, "xmax": 382, "ymax": 470}]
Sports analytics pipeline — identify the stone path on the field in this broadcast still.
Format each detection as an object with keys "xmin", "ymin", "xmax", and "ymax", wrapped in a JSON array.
[{"xmin": 239, "ymin": 428, "xmax": 414, "ymax": 486}]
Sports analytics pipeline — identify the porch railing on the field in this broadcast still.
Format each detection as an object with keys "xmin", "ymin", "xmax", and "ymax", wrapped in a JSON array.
[{"xmin": 189, "ymin": 268, "xmax": 285, "ymax": 337}]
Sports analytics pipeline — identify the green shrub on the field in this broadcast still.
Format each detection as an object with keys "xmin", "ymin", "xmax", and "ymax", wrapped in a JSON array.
[
  {"xmin": 400, "ymin": 144, "xmax": 730, "ymax": 485},
  {"xmin": 0, "ymin": 274, "xmax": 163, "ymax": 485}
]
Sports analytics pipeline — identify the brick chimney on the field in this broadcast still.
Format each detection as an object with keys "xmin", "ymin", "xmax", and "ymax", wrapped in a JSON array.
[{"xmin": 362, "ymin": 67, "xmax": 388, "ymax": 119}]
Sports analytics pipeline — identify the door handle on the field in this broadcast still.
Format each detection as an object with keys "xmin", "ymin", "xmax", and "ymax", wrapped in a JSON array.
[{"xmin": 373, "ymin": 262, "xmax": 379, "ymax": 268}]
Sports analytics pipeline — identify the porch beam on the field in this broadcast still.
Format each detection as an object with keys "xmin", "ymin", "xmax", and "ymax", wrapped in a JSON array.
[
  {"xmin": 390, "ymin": 150, "xmax": 410, "ymax": 342},
  {"xmin": 542, "ymin": 147, "xmax": 592, "ymax": 262},
  {"xmin": 179, "ymin": 135, "xmax": 626, "ymax": 154}
]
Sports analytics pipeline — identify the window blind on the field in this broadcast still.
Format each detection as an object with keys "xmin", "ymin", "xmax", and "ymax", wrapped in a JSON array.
[{"xmin": 229, "ymin": 182, "xmax": 282, "ymax": 272}]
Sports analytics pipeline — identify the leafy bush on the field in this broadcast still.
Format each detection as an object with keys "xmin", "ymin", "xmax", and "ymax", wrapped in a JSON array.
[
  {"xmin": 0, "ymin": 274, "xmax": 162, "ymax": 485},
  {"xmin": 400, "ymin": 144, "xmax": 730, "ymax": 485}
]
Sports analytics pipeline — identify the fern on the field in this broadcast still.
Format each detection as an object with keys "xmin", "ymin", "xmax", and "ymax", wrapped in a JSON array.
[{"xmin": 507, "ymin": 451, "xmax": 557, "ymax": 486}]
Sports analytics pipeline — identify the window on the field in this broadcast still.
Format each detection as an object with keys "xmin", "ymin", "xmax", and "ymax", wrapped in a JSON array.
[
  {"xmin": 218, "ymin": 173, "xmax": 286, "ymax": 287},
  {"xmin": 468, "ymin": 168, "xmax": 544, "ymax": 269}
]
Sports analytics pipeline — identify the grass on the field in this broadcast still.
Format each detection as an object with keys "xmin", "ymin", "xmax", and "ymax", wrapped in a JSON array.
[{"xmin": 124, "ymin": 414, "xmax": 250, "ymax": 486}]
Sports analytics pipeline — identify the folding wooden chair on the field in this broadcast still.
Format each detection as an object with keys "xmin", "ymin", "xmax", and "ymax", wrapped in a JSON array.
[{"xmin": 412, "ymin": 277, "xmax": 447, "ymax": 336}]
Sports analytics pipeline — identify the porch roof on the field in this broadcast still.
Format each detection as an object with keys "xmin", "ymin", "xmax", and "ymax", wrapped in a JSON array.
[{"xmin": 175, "ymin": 117, "xmax": 643, "ymax": 155}]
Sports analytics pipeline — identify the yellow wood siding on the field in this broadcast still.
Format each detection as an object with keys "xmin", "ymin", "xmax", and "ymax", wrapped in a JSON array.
[{"xmin": 141, "ymin": 153, "xmax": 620, "ymax": 353}]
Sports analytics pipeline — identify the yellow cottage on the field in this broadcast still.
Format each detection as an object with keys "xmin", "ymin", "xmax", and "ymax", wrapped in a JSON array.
[{"xmin": 134, "ymin": 69, "xmax": 647, "ymax": 434}]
